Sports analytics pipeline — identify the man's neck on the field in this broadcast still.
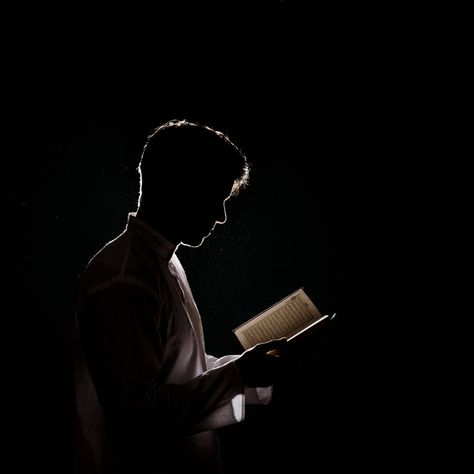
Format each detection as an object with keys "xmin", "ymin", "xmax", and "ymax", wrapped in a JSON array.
[{"xmin": 136, "ymin": 208, "xmax": 182, "ymax": 246}]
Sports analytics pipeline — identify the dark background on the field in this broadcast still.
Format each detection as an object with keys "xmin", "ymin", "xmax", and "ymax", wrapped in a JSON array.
[{"xmin": 10, "ymin": 0, "xmax": 408, "ymax": 472}]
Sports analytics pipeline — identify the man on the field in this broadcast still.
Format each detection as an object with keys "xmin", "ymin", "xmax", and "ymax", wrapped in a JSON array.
[{"xmin": 73, "ymin": 119, "xmax": 287, "ymax": 474}]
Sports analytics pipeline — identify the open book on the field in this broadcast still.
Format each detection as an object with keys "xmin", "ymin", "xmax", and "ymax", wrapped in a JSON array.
[{"xmin": 233, "ymin": 287, "xmax": 336, "ymax": 350}]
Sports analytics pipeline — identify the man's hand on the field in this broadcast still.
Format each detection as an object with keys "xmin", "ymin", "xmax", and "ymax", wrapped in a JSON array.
[{"xmin": 234, "ymin": 338, "xmax": 288, "ymax": 387}]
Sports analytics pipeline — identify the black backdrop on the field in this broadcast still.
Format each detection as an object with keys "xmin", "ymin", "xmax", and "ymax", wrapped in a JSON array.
[{"xmin": 10, "ymin": 1, "xmax": 397, "ymax": 472}]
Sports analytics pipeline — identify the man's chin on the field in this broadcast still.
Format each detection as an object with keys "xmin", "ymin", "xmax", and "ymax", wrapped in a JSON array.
[{"xmin": 181, "ymin": 232, "xmax": 211, "ymax": 248}]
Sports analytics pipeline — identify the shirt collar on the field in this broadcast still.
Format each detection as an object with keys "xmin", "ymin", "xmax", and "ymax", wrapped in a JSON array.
[{"xmin": 126, "ymin": 212, "xmax": 177, "ymax": 262}]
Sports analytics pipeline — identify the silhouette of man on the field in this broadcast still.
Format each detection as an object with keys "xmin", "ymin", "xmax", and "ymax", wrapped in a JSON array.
[{"xmin": 73, "ymin": 119, "xmax": 287, "ymax": 474}]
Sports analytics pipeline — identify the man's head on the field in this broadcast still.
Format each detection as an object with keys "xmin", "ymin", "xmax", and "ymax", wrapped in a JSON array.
[{"xmin": 137, "ymin": 119, "xmax": 250, "ymax": 247}]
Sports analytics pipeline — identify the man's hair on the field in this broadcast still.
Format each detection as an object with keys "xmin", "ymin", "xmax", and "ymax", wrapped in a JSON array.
[{"xmin": 138, "ymin": 119, "xmax": 250, "ymax": 206}]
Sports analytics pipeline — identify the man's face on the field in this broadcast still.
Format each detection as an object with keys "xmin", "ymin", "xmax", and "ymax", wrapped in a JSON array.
[{"xmin": 180, "ymin": 180, "xmax": 233, "ymax": 248}]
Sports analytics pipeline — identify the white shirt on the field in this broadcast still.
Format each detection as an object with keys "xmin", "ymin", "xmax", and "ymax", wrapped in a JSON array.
[{"xmin": 73, "ymin": 213, "xmax": 271, "ymax": 474}]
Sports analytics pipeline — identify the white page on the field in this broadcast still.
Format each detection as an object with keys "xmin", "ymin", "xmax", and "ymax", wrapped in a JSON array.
[{"xmin": 233, "ymin": 288, "xmax": 323, "ymax": 349}]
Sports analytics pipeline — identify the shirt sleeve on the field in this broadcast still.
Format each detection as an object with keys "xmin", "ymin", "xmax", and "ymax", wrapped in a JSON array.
[
  {"xmin": 205, "ymin": 354, "xmax": 273, "ymax": 405},
  {"xmin": 78, "ymin": 278, "xmax": 245, "ymax": 438}
]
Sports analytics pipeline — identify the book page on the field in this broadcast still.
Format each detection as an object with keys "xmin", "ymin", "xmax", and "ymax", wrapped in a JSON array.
[{"xmin": 233, "ymin": 288, "xmax": 323, "ymax": 349}]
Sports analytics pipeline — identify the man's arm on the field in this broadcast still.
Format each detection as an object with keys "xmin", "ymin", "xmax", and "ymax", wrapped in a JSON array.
[
  {"xmin": 78, "ymin": 280, "xmax": 244, "ymax": 436},
  {"xmin": 206, "ymin": 354, "xmax": 274, "ymax": 405}
]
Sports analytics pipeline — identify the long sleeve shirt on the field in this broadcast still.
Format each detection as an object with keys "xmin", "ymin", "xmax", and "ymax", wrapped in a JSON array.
[{"xmin": 73, "ymin": 213, "xmax": 271, "ymax": 474}]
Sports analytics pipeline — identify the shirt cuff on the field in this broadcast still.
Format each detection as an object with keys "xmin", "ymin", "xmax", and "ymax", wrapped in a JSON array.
[{"xmin": 244, "ymin": 385, "xmax": 273, "ymax": 405}]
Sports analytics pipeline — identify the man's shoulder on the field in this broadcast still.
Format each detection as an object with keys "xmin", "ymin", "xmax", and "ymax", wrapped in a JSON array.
[
  {"xmin": 80, "ymin": 230, "xmax": 163, "ymax": 294},
  {"xmin": 86, "ymin": 232, "xmax": 128, "ymax": 271}
]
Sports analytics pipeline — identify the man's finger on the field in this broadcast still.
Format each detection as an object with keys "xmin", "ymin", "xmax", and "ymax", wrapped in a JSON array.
[
  {"xmin": 255, "ymin": 337, "xmax": 288, "ymax": 352},
  {"xmin": 266, "ymin": 349, "xmax": 282, "ymax": 357}
]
